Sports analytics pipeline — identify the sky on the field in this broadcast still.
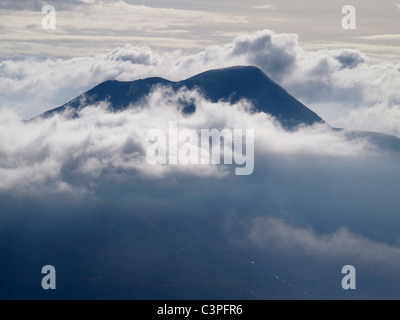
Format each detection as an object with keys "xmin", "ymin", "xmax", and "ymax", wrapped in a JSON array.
[{"xmin": 0, "ymin": 0, "xmax": 399, "ymax": 61}]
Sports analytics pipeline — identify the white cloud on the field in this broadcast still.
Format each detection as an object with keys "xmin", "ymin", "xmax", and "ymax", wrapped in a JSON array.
[
  {"xmin": 248, "ymin": 217, "xmax": 400, "ymax": 266},
  {"xmin": 250, "ymin": 5, "xmax": 277, "ymax": 10},
  {"xmin": 359, "ymin": 34, "xmax": 400, "ymax": 41},
  {"xmin": 0, "ymin": 86, "xmax": 386, "ymax": 194},
  {"xmin": 341, "ymin": 104, "xmax": 400, "ymax": 136}
]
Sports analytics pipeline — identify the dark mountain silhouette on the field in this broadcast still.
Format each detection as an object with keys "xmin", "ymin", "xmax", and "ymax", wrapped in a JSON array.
[{"xmin": 38, "ymin": 66, "xmax": 324, "ymax": 128}]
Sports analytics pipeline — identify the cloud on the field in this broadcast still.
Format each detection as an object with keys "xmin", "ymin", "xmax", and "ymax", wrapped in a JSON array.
[
  {"xmin": 333, "ymin": 50, "xmax": 365, "ymax": 69},
  {"xmin": 0, "ymin": 85, "xmax": 390, "ymax": 195},
  {"xmin": 250, "ymin": 5, "xmax": 277, "ymax": 10},
  {"xmin": 247, "ymin": 217, "xmax": 400, "ymax": 267},
  {"xmin": 0, "ymin": 0, "xmax": 247, "ymax": 57},
  {"xmin": 359, "ymin": 34, "xmax": 400, "ymax": 41},
  {"xmin": 341, "ymin": 103, "xmax": 400, "ymax": 135},
  {"xmin": 0, "ymin": 0, "xmax": 79, "ymax": 10}
]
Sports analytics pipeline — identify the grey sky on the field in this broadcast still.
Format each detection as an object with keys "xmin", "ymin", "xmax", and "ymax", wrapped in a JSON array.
[{"xmin": 0, "ymin": 0, "xmax": 399, "ymax": 62}]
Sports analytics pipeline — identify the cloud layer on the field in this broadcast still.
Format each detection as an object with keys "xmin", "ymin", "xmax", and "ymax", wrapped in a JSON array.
[{"xmin": 0, "ymin": 86, "xmax": 393, "ymax": 196}]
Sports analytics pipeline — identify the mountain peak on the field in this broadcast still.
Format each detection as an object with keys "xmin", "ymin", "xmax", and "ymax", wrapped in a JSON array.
[{"xmin": 191, "ymin": 65, "xmax": 267, "ymax": 77}]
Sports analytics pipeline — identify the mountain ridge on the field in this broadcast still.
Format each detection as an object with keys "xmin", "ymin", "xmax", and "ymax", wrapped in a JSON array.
[{"xmin": 38, "ymin": 66, "xmax": 325, "ymax": 129}]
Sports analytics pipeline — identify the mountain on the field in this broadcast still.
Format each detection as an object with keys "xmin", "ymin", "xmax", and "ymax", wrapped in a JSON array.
[
  {"xmin": 36, "ymin": 65, "xmax": 400, "ymax": 151},
  {"xmin": 38, "ymin": 66, "xmax": 325, "ymax": 129}
]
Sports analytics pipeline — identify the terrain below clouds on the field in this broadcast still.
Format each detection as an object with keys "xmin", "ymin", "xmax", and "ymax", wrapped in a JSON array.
[{"xmin": 1, "ymin": 148, "xmax": 400, "ymax": 299}]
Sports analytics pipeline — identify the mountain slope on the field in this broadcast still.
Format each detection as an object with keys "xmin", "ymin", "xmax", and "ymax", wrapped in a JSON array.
[{"xmin": 39, "ymin": 66, "xmax": 324, "ymax": 128}]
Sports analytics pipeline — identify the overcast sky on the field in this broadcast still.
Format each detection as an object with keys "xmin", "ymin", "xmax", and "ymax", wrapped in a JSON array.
[{"xmin": 0, "ymin": 0, "xmax": 399, "ymax": 61}]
